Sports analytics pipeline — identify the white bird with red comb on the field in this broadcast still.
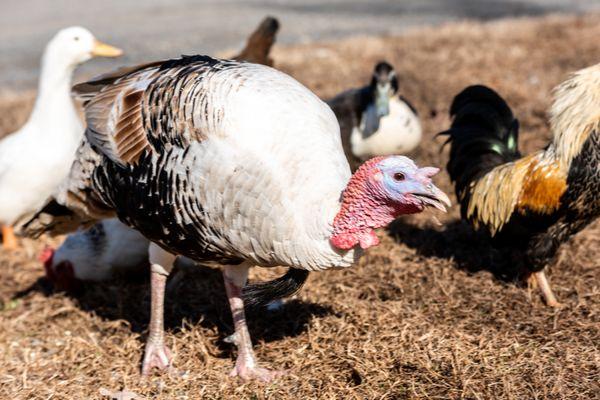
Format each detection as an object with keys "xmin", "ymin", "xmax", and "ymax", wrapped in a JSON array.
[
  {"xmin": 22, "ymin": 55, "xmax": 450, "ymax": 382},
  {"xmin": 40, "ymin": 219, "xmax": 149, "ymax": 292}
]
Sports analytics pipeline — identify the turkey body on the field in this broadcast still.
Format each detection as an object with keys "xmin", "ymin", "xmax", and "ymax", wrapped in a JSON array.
[{"xmin": 75, "ymin": 56, "xmax": 358, "ymax": 271}]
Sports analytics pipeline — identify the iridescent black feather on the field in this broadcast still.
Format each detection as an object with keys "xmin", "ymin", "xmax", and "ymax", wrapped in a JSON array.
[{"xmin": 440, "ymin": 85, "xmax": 520, "ymax": 218}]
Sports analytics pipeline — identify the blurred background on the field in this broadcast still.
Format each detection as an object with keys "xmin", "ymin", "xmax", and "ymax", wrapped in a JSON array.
[{"xmin": 2, "ymin": 0, "xmax": 600, "ymax": 89}]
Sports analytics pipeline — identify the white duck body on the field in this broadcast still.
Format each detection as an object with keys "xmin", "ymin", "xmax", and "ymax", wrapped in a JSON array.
[
  {"xmin": 350, "ymin": 96, "xmax": 422, "ymax": 160},
  {"xmin": 0, "ymin": 27, "xmax": 121, "ymax": 226}
]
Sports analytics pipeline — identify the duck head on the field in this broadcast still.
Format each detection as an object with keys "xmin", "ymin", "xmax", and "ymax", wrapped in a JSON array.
[
  {"xmin": 45, "ymin": 26, "xmax": 122, "ymax": 68},
  {"xmin": 370, "ymin": 61, "xmax": 399, "ymax": 118}
]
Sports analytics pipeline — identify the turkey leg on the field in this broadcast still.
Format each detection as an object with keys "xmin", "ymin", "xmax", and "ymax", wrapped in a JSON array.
[
  {"xmin": 223, "ymin": 264, "xmax": 284, "ymax": 382},
  {"xmin": 142, "ymin": 243, "xmax": 177, "ymax": 376}
]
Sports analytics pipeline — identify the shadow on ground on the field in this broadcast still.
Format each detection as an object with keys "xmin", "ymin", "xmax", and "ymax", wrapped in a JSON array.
[
  {"xmin": 13, "ymin": 264, "xmax": 335, "ymax": 356},
  {"xmin": 387, "ymin": 218, "xmax": 527, "ymax": 283}
]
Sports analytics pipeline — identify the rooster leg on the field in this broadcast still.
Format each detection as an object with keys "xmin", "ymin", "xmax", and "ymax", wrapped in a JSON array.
[
  {"xmin": 2, "ymin": 225, "xmax": 17, "ymax": 249},
  {"xmin": 142, "ymin": 243, "xmax": 177, "ymax": 376},
  {"xmin": 532, "ymin": 270, "xmax": 562, "ymax": 308},
  {"xmin": 223, "ymin": 264, "xmax": 284, "ymax": 382}
]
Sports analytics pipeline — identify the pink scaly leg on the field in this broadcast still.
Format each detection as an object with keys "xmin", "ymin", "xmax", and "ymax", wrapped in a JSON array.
[
  {"xmin": 142, "ymin": 244, "xmax": 177, "ymax": 376},
  {"xmin": 223, "ymin": 264, "xmax": 285, "ymax": 382}
]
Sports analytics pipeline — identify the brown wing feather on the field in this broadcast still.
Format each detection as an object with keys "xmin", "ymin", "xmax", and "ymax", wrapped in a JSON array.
[
  {"xmin": 232, "ymin": 16, "xmax": 279, "ymax": 66},
  {"xmin": 83, "ymin": 71, "xmax": 156, "ymax": 166},
  {"xmin": 72, "ymin": 60, "xmax": 164, "ymax": 102},
  {"xmin": 468, "ymin": 150, "xmax": 568, "ymax": 235}
]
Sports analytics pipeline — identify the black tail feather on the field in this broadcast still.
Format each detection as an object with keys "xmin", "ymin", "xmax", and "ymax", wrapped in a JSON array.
[
  {"xmin": 242, "ymin": 268, "xmax": 309, "ymax": 309},
  {"xmin": 439, "ymin": 85, "xmax": 521, "ymax": 217}
]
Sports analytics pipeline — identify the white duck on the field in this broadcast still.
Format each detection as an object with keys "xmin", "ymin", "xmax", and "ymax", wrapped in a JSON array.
[
  {"xmin": 0, "ymin": 26, "xmax": 122, "ymax": 248},
  {"xmin": 328, "ymin": 61, "xmax": 422, "ymax": 170},
  {"xmin": 23, "ymin": 56, "xmax": 450, "ymax": 381}
]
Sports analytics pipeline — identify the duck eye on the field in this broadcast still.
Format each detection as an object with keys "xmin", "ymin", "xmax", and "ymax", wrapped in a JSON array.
[{"xmin": 393, "ymin": 172, "xmax": 405, "ymax": 181}]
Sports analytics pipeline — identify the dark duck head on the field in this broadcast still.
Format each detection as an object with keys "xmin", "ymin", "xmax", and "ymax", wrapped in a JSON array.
[{"xmin": 371, "ymin": 61, "xmax": 399, "ymax": 118}]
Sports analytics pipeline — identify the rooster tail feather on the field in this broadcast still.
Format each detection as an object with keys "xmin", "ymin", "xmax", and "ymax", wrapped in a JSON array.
[{"xmin": 440, "ymin": 85, "xmax": 521, "ymax": 217}]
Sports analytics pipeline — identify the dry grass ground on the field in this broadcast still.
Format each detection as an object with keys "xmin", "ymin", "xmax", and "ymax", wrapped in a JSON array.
[{"xmin": 1, "ymin": 13, "xmax": 599, "ymax": 400}]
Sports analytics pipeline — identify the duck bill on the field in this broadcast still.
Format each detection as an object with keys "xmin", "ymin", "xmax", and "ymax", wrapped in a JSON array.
[
  {"xmin": 375, "ymin": 87, "xmax": 390, "ymax": 117},
  {"xmin": 91, "ymin": 40, "xmax": 123, "ymax": 58},
  {"xmin": 412, "ymin": 184, "xmax": 452, "ymax": 213}
]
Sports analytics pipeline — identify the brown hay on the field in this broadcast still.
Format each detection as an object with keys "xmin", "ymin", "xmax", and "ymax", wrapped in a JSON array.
[{"xmin": 1, "ymin": 13, "xmax": 599, "ymax": 399}]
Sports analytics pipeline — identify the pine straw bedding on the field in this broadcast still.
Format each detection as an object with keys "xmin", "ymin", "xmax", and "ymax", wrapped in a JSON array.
[{"xmin": 0, "ymin": 13, "xmax": 599, "ymax": 399}]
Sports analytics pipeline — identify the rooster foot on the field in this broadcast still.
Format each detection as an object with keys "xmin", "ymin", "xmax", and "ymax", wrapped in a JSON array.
[{"xmin": 528, "ymin": 271, "xmax": 562, "ymax": 308}]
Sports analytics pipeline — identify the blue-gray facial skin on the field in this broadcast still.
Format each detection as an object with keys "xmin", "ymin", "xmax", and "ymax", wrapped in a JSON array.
[{"xmin": 377, "ymin": 156, "xmax": 451, "ymax": 211}]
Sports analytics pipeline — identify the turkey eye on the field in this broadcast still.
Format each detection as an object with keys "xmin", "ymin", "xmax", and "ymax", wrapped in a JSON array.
[{"xmin": 393, "ymin": 172, "xmax": 405, "ymax": 181}]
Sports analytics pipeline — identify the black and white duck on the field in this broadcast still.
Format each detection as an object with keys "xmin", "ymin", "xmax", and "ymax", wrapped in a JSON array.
[{"xmin": 328, "ymin": 61, "xmax": 422, "ymax": 170}]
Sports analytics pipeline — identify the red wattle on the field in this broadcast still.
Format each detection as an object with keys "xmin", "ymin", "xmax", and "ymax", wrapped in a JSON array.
[
  {"xmin": 330, "ymin": 232, "xmax": 359, "ymax": 250},
  {"xmin": 330, "ymin": 157, "xmax": 391, "ymax": 250}
]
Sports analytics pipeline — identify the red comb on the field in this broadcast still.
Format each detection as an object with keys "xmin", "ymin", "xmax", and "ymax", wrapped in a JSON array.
[
  {"xmin": 39, "ymin": 246, "xmax": 55, "ymax": 263},
  {"xmin": 40, "ymin": 246, "xmax": 56, "ymax": 282}
]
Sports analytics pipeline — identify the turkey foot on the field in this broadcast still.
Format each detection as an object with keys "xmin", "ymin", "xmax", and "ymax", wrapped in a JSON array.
[
  {"xmin": 142, "ymin": 339, "xmax": 173, "ymax": 376},
  {"xmin": 2, "ymin": 225, "xmax": 17, "ymax": 249},
  {"xmin": 229, "ymin": 360, "xmax": 285, "ymax": 382},
  {"xmin": 142, "ymin": 245, "xmax": 177, "ymax": 376},
  {"xmin": 223, "ymin": 264, "xmax": 284, "ymax": 383},
  {"xmin": 529, "ymin": 271, "xmax": 562, "ymax": 308}
]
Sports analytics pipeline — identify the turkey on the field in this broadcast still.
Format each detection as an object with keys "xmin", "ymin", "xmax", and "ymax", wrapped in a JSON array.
[
  {"xmin": 328, "ymin": 61, "xmax": 422, "ymax": 170},
  {"xmin": 22, "ymin": 55, "xmax": 450, "ymax": 381},
  {"xmin": 0, "ymin": 26, "xmax": 122, "ymax": 249}
]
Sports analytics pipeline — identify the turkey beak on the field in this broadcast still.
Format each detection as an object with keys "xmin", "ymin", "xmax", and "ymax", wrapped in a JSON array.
[
  {"xmin": 411, "ymin": 168, "xmax": 452, "ymax": 212},
  {"xmin": 91, "ymin": 40, "xmax": 123, "ymax": 58}
]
